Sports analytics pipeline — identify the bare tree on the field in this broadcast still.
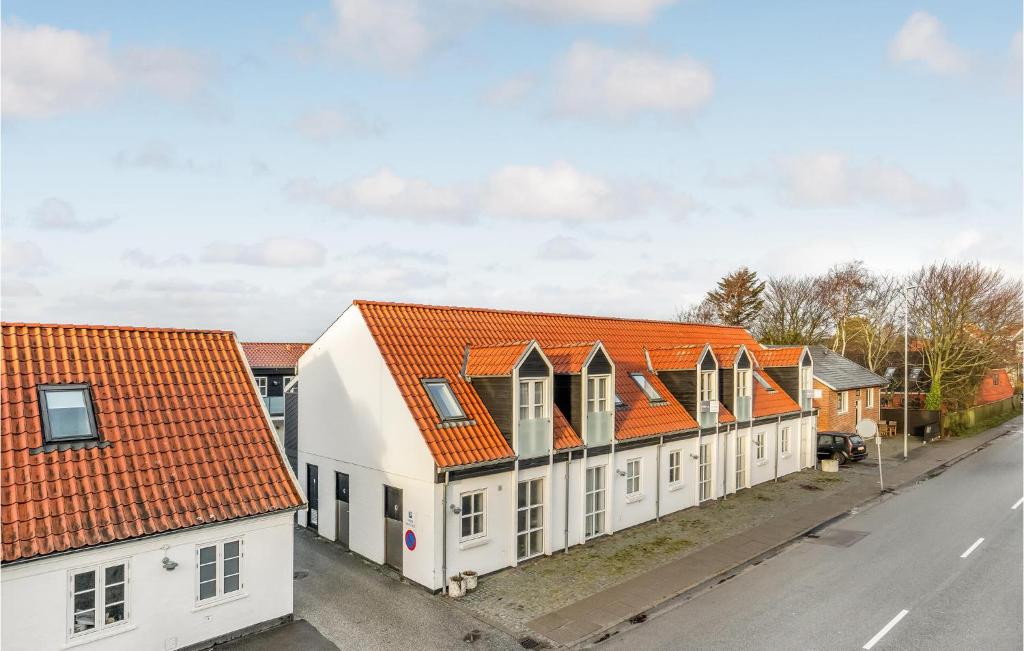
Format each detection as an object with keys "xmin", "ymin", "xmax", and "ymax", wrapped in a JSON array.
[
  {"xmin": 819, "ymin": 261, "xmax": 870, "ymax": 355},
  {"xmin": 846, "ymin": 271, "xmax": 904, "ymax": 373},
  {"xmin": 910, "ymin": 261, "xmax": 1023, "ymax": 410},
  {"xmin": 675, "ymin": 299, "xmax": 717, "ymax": 324},
  {"xmin": 755, "ymin": 275, "xmax": 831, "ymax": 345}
]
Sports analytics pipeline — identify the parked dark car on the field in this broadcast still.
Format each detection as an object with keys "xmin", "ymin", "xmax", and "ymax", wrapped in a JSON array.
[{"xmin": 817, "ymin": 432, "xmax": 868, "ymax": 464}]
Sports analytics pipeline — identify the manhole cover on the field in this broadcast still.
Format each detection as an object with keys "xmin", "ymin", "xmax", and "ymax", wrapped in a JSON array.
[
  {"xmin": 807, "ymin": 529, "xmax": 869, "ymax": 547},
  {"xmin": 293, "ymin": 570, "xmax": 309, "ymax": 580},
  {"xmin": 519, "ymin": 637, "xmax": 540, "ymax": 649}
]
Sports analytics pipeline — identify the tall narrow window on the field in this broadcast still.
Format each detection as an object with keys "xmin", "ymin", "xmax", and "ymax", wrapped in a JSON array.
[
  {"xmin": 625, "ymin": 458, "xmax": 641, "ymax": 497},
  {"xmin": 69, "ymin": 562, "xmax": 128, "ymax": 637},
  {"xmin": 736, "ymin": 370, "xmax": 751, "ymax": 397},
  {"xmin": 781, "ymin": 427, "xmax": 791, "ymax": 455},
  {"xmin": 519, "ymin": 379, "xmax": 546, "ymax": 420},
  {"xmin": 460, "ymin": 490, "xmax": 485, "ymax": 540},
  {"xmin": 735, "ymin": 436, "xmax": 747, "ymax": 490},
  {"xmin": 668, "ymin": 450, "xmax": 681, "ymax": 485},
  {"xmin": 837, "ymin": 391, "xmax": 849, "ymax": 414},
  {"xmin": 39, "ymin": 385, "xmax": 98, "ymax": 443},
  {"xmin": 867, "ymin": 387, "xmax": 874, "ymax": 408},
  {"xmin": 699, "ymin": 371, "xmax": 716, "ymax": 402},
  {"xmin": 255, "ymin": 376, "xmax": 268, "ymax": 398},
  {"xmin": 424, "ymin": 379, "xmax": 465, "ymax": 421},
  {"xmin": 754, "ymin": 432, "xmax": 766, "ymax": 461},
  {"xmin": 584, "ymin": 466, "xmax": 606, "ymax": 539},
  {"xmin": 587, "ymin": 376, "xmax": 610, "ymax": 412},
  {"xmin": 516, "ymin": 479, "xmax": 544, "ymax": 560},
  {"xmin": 197, "ymin": 539, "xmax": 243, "ymax": 604},
  {"xmin": 698, "ymin": 443, "xmax": 712, "ymax": 501}
]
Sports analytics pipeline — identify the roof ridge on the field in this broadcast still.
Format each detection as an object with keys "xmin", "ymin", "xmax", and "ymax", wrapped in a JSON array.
[
  {"xmin": 1, "ymin": 321, "xmax": 235, "ymax": 335},
  {"xmin": 354, "ymin": 299, "xmax": 752, "ymax": 331},
  {"xmin": 240, "ymin": 341, "xmax": 311, "ymax": 346}
]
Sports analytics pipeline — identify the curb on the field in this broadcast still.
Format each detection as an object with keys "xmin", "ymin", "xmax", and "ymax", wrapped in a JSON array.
[{"xmin": 573, "ymin": 420, "xmax": 1019, "ymax": 649}]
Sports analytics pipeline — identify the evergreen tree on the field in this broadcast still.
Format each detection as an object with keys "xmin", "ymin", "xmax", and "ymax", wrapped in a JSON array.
[{"xmin": 704, "ymin": 267, "xmax": 766, "ymax": 328}]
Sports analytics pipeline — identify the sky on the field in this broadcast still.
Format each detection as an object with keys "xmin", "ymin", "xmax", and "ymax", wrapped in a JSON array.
[{"xmin": 2, "ymin": 0, "xmax": 1021, "ymax": 341}]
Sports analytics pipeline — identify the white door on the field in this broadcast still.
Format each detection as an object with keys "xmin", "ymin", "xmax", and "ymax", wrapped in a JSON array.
[
  {"xmin": 699, "ymin": 442, "xmax": 712, "ymax": 501},
  {"xmin": 584, "ymin": 466, "xmax": 606, "ymax": 539},
  {"xmin": 735, "ymin": 436, "xmax": 747, "ymax": 491}
]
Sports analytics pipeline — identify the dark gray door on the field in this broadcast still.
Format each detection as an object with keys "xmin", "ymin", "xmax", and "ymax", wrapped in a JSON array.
[
  {"xmin": 307, "ymin": 464, "xmax": 319, "ymax": 532},
  {"xmin": 336, "ymin": 472, "xmax": 350, "ymax": 548},
  {"xmin": 384, "ymin": 485, "xmax": 403, "ymax": 571}
]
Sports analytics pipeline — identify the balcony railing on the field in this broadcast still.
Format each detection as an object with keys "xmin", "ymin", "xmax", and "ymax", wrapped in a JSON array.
[
  {"xmin": 585, "ymin": 411, "xmax": 614, "ymax": 446},
  {"xmin": 734, "ymin": 396, "xmax": 752, "ymax": 422},
  {"xmin": 263, "ymin": 395, "xmax": 285, "ymax": 417},
  {"xmin": 801, "ymin": 389, "xmax": 814, "ymax": 411},
  {"xmin": 518, "ymin": 417, "xmax": 551, "ymax": 458},
  {"xmin": 698, "ymin": 402, "xmax": 716, "ymax": 428}
]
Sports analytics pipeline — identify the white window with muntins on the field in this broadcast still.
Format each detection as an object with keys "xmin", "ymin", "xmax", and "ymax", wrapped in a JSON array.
[
  {"xmin": 781, "ymin": 427, "xmax": 791, "ymax": 456},
  {"xmin": 255, "ymin": 376, "xmax": 268, "ymax": 398},
  {"xmin": 625, "ymin": 458, "xmax": 641, "ymax": 498},
  {"xmin": 698, "ymin": 443, "xmax": 712, "ymax": 501},
  {"xmin": 668, "ymin": 450, "xmax": 682, "ymax": 486},
  {"xmin": 837, "ymin": 391, "xmax": 849, "ymax": 414},
  {"xmin": 516, "ymin": 478, "xmax": 544, "ymax": 560},
  {"xmin": 700, "ymin": 370, "xmax": 716, "ymax": 402},
  {"xmin": 519, "ymin": 379, "xmax": 546, "ymax": 420},
  {"xmin": 584, "ymin": 466, "xmax": 606, "ymax": 539},
  {"xmin": 867, "ymin": 387, "xmax": 874, "ymax": 408},
  {"xmin": 69, "ymin": 561, "xmax": 129, "ymax": 638},
  {"xmin": 460, "ymin": 490, "xmax": 485, "ymax": 541},
  {"xmin": 735, "ymin": 436, "xmax": 747, "ymax": 490},
  {"xmin": 754, "ymin": 432, "xmax": 766, "ymax": 462},
  {"xmin": 587, "ymin": 375, "xmax": 610, "ymax": 412},
  {"xmin": 736, "ymin": 370, "xmax": 751, "ymax": 397},
  {"xmin": 196, "ymin": 539, "xmax": 243, "ymax": 604}
]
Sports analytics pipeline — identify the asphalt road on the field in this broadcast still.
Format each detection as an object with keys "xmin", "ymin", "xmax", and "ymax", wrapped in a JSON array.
[{"xmin": 594, "ymin": 423, "xmax": 1023, "ymax": 651}]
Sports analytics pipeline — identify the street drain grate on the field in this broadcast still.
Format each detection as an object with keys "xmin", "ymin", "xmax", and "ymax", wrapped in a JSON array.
[
  {"xmin": 806, "ymin": 529, "xmax": 869, "ymax": 547},
  {"xmin": 293, "ymin": 570, "xmax": 309, "ymax": 580},
  {"xmin": 629, "ymin": 613, "xmax": 648, "ymax": 624}
]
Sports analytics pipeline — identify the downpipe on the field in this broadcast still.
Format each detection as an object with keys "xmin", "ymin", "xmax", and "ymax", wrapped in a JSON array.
[{"xmin": 442, "ymin": 471, "xmax": 449, "ymax": 594}]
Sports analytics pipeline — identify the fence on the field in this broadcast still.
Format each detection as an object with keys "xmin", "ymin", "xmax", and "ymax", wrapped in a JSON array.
[
  {"xmin": 942, "ymin": 395, "xmax": 1023, "ymax": 433},
  {"xmin": 880, "ymin": 407, "xmax": 941, "ymax": 437}
]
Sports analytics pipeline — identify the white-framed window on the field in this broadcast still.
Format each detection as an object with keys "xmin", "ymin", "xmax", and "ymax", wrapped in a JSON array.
[
  {"xmin": 197, "ymin": 539, "xmax": 243, "ymax": 604},
  {"xmin": 735, "ymin": 436, "xmax": 747, "ymax": 489},
  {"xmin": 837, "ymin": 391, "xmax": 849, "ymax": 414},
  {"xmin": 255, "ymin": 376, "xmax": 268, "ymax": 398},
  {"xmin": 460, "ymin": 490, "xmax": 485, "ymax": 540},
  {"xmin": 781, "ymin": 427, "xmax": 791, "ymax": 455},
  {"xmin": 519, "ymin": 378, "xmax": 546, "ymax": 420},
  {"xmin": 754, "ymin": 432, "xmax": 766, "ymax": 461},
  {"xmin": 69, "ymin": 561, "xmax": 129, "ymax": 638},
  {"xmin": 698, "ymin": 443, "xmax": 712, "ymax": 501},
  {"xmin": 700, "ymin": 370, "xmax": 716, "ymax": 402},
  {"xmin": 283, "ymin": 375, "xmax": 294, "ymax": 390},
  {"xmin": 584, "ymin": 466, "xmax": 606, "ymax": 538},
  {"xmin": 668, "ymin": 450, "xmax": 682, "ymax": 485},
  {"xmin": 736, "ymin": 370, "xmax": 751, "ymax": 398},
  {"xmin": 625, "ymin": 458, "xmax": 641, "ymax": 497},
  {"xmin": 587, "ymin": 375, "xmax": 610, "ymax": 413},
  {"xmin": 866, "ymin": 387, "xmax": 874, "ymax": 408},
  {"xmin": 516, "ymin": 478, "xmax": 544, "ymax": 560},
  {"xmin": 800, "ymin": 365, "xmax": 813, "ymax": 391}
]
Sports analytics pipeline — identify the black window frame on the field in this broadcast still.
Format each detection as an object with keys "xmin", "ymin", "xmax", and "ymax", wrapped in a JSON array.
[
  {"xmin": 421, "ymin": 378, "xmax": 467, "ymax": 422},
  {"xmin": 37, "ymin": 384, "xmax": 100, "ymax": 444}
]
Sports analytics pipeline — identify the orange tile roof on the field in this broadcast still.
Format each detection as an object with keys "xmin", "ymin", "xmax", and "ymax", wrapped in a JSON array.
[
  {"xmin": 464, "ymin": 341, "xmax": 531, "ymax": 377},
  {"xmin": 646, "ymin": 344, "xmax": 705, "ymax": 371},
  {"xmin": 240, "ymin": 342, "xmax": 310, "ymax": 369},
  {"xmin": 712, "ymin": 344, "xmax": 758, "ymax": 368},
  {"xmin": 615, "ymin": 371, "xmax": 698, "ymax": 439},
  {"xmin": 553, "ymin": 405, "xmax": 583, "ymax": 450},
  {"xmin": 545, "ymin": 342, "xmax": 598, "ymax": 374},
  {"xmin": 717, "ymin": 402, "xmax": 736, "ymax": 423},
  {"xmin": 756, "ymin": 346, "xmax": 804, "ymax": 367},
  {"xmin": 2, "ymin": 323, "xmax": 304, "ymax": 564},
  {"xmin": 357, "ymin": 301, "xmax": 779, "ymax": 467},
  {"xmin": 752, "ymin": 370, "xmax": 802, "ymax": 417}
]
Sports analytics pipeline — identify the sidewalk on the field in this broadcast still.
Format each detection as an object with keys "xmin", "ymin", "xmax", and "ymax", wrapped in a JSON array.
[{"xmin": 523, "ymin": 418, "xmax": 1021, "ymax": 647}]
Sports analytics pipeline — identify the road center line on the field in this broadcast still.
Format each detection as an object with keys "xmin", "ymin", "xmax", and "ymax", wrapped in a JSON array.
[
  {"xmin": 960, "ymin": 538, "xmax": 985, "ymax": 558},
  {"xmin": 863, "ymin": 609, "xmax": 909, "ymax": 650},
  {"xmin": 1012, "ymin": 497, "xmax": 1023, "ymax": 510}
]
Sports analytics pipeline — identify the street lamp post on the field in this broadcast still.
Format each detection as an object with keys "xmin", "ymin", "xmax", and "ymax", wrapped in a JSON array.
[{"xmin": 903, "ymin": 284, "xmax": 918, "ymax": 461}]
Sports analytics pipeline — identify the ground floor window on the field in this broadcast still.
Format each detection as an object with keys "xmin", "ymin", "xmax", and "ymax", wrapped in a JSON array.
[
  {"xmin": 754, "ymin": 432, "xmax": 766, "ymax": 461},
  {"xmin": 668, "ymin": 450, "xmax": 681, "ymax": 485},
  {"xmin": 698, "ymin": 442, "xmax": 712, "ymax": 501},
  {"xmin": 585, "ymin": 466, "xmax": 606, "ymax": 539},
  {"xmin": 460, "ymin": 490, "xmax": 485, "ymax": 540},
  {"xmin": 781, "ymin": 427, "xmax": 791, "ymax": 455},
  {"xmin": 197, "ymin": 539, "xmax": 243, "ymax": 603},
  {"xmin": 625, "ymin": 458, "xmax": 641, "ymax": 497},
  {"xmin": 69, "ymin": 561, "xmax": 128, "ymax": 637},
  {"xmin": 735, "ymin": 436, "xmax": 747, "ymax": 490},
  {"xmin": 517, "ymin": 478, "xmax": 544, "ymax": 560}
]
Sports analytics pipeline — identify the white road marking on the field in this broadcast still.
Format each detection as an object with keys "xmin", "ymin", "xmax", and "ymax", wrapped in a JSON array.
[
  {"xmin": 960, "ymin": 538, "xmax": 985, "ymax": 558},
  {"xmin": 863, "ymin": 609, "xmax": 909, "ymax": 649},
  {"xmin": 1012, "ymin": 497, "xmax": 1023, "ymax": 510}
]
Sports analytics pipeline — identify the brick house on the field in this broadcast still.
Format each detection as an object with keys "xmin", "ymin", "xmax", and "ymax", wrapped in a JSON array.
[{"xmin": 807, "ymin": 345, "xmax": 887, "ymax": 433}]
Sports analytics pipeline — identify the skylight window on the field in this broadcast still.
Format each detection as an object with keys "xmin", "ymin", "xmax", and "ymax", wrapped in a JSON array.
[
  {"xmin": 38, "ymin": 385, "xmax": 98, "ymax": 443},
  {"xmin": 753, "ymin": 371, "xmax": 777, "ymax": 393},
  {"xmin": 630, "ymin": 373, "xmax": 664, "ymax": 402},
  {"xmin": 883, "ymin": 367, "xmax": 896, "ymax": 381},
  {"xmin": 614, "ymin": 393, "xmax": 626, "ymax": 409},
  {"xmin": 423, "ymin": 379, "xmax": 466, "ymax": 421}
]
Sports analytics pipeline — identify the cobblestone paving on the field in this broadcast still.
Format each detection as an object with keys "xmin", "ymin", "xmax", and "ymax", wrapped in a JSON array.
[{"xmin": 459, "ymin": 468, "xmax": 855, "ymax": 635}]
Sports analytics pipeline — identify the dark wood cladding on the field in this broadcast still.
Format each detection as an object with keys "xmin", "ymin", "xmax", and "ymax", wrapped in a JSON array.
[
  {"xmin": 570, "ymin": 375, "xmax": 582, "ymax": 434},
  {"xmin": 472, "ymin": 377, "xmax": 513, "ymax": 445},
  {"xmin": 587, "ymin": 348, "xmax": 612, "ymax": 375},
  {"xmin": 764, "ymin": 367, "xmax": 800, "ymax": 403},
  {"xmin": 700, "ymin": 351, "xmax": 716, "ymax": 371},
  {"xmin": 519, "ymin": 349, "xmax": 549, "ymax": 378},
  {"xmin": 284, "ymin": 389, "xmax": 299, "ymax": 472},
  {"xmin": 801, "ymin": 350, "xmax": 812, "ymax": 367},
  {"xmin": 737, "ymin": 350, "xmax": 751, "ymax": 369},
  {"xmin": 720, "ymin": 369, "xmax": 735, "ymax": 411},
  {"xmin": 659, "ymin": 370, "xmax": 697, "ymax": 414}
]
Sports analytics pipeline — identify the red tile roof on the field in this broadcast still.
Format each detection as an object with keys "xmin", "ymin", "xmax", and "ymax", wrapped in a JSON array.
[
  {"xmin": 464, "ymin": 341, "xmax": 531, "ymax": 377},
  {"xmin": 2, "ymin": 323, "xmax": 304, "ymax": 564},
  {"xmin": 553, "ymin": 405, "xmax": 583, "ymax": 450},
  {"xmin": 752, "ymin": 370, "xmax": 801, "ymax": 417},
  {"xmin": 357, "ymin": 301, "xmax": 800, "ymax": 468},
  {"xmin": 646, "ymin": 345, "xmax": 705, "ymax": 371},
  {"xmin": 756, "ymin": 346, "xmax": 804, "ymax": 367},
  {"xmin": 545, "ymin": 342, "xmax": 599, "ymax": 374},
  {"xmin": 712, "ymin": 344, "xmax": 756, "ymax": 368},
  {"xmin": 240, "ymin": 342, "xmax": 310, "ymax": 369}
]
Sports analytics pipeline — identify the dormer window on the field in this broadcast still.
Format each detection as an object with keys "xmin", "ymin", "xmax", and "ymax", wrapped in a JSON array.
[
  {"xmin": 519, "ymin": 378, "xmax": 546, "ymax": 420},
  {"xmin": 587, "ymin": 376, "xmax": 611, "ymax": 412},
  {"xmin": 699, "ymin": 370, "xmax": 716, "ymax": 403},
  {"xmin": 39, "ymin": 384, "xmax": 98, "ymax": 443},
  {"xmin": 423, "ymin": 379, "xmax": 465, "ymax": 421},
  {"xmin": 736, "ymin": 370, "xmax": 751, "ymax": 398},
  {"xmin": 630, "ymin": 373, "xmax": 664, "ymax": 402}
]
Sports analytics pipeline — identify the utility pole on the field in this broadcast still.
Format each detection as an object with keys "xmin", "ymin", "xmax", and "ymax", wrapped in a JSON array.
[{"xmin": 903, "ymin": 284, "xmax": 917, "ymax": 460}]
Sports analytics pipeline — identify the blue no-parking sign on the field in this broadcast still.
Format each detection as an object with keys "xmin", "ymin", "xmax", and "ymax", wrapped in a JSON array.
[{"xmin": 405, "ymin": 529, "xmax": 416, "ymax": 551}]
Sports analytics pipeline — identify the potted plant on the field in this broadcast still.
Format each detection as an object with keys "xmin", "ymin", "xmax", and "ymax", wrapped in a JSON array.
[
  {"xmin": 448, "ymin": 574, "xmax": 466, "ymax": 598},
  {"xmin": 461, "ymin": 570, "xmax": 478, "ymax": 591}
]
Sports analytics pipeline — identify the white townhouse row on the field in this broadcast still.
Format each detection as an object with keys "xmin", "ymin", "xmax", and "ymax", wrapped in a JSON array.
[{"xmin": 294, "ymin": 301, "xmax": 818, "ymax": 592}]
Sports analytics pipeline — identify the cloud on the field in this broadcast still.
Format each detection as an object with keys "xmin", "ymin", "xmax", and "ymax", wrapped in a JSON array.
[
  {"xmin": 122, "ymin": 248, "xmax": 192, "ymax": 269},
  {"xmin": 482, "ymin": 75, "xmax": 536, "ymax": 107},
  {"xmin": 1, "ymin": 278, "xmax": 41, "ymax": 297},
  {"xmin": 1, "ymin": 20, "xmax": 214, "ymax": 118},
  {"xmin": 318, "ymin": 0, "xmax": 433, "ymax": 70},
  {"xmin": 781, "ymin": 152, "xmax": 968, "ymax": 215},
  {"xmin": 889, "ymin": 11, "xmax": 969, "ymax": 75},
  {"xmin": 291, "ymin": 107, "xmax": 384, "ymax": 143},
  {"xmin": 112, "ymin": 140, "xmax": 212, "ymax": 173},
  {"xmin": 354, "ymin": 243, "xmax": 447, "ymax": 265},
  {"xmin": 554, "ymin": 41, "xmax": 713, "ymax": 119},
  {"xmin": 484, "ymin": 161, "xmax": 621, "ymax": 221},
  {"xmin": 312, "ymin": 266, "xmax": 447, "ymax": 294},
  {"xmin": 29, "ymin": 198, "xmax": 116, "ymax": 232},
  {"xmin": 286, "ymin": 168, "xmax": 470, "ymax": 220},
  {"xmin": 1, "ymin": 239, "xmax": 51, "ymax": 275},
  {"xmin": 200, "ymin": 237, "xmax": 327, "ymax": 267},
  {"xmin": 503, "ymin": 0, "xmax": 675, "ymax": 24},
  {"xmin": 536, "ymin": 236, "xmax": 593, "ymax": 260}
]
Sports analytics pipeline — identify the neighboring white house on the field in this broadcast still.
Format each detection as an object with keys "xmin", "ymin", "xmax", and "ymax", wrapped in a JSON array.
[
  {"xmin": 1, "ymin": 323, "xmax": 305, "ymax": 651},
  {"xmin": 295, "ymin": 301, "xmax": 817, "ymax": 592}
]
